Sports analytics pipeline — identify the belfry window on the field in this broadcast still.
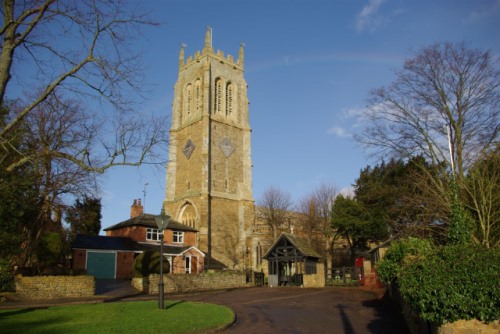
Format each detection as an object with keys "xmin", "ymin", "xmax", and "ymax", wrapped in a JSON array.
[
  {"xmin": 195, "ymin": 79, "xmax": 202, "ymax": 113},
  {"xmin": 214, "ymin": 78, "xmax": 223, "ymax": 114},
  {"xmin": 185, "ymin": 84, "xmax": 192, "ymax": 116},
  {"xmin": 226, "ymin": 83, "xmax": 233, "ymax": 116}
]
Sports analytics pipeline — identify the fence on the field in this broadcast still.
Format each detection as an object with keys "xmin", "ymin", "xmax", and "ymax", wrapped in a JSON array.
[
  {"xmin": 246, "ymin": 270, "xmax": 265, "ymax": 286},
  {"xmin": 326, "ymin": 267, "xmax": 363, "ymax": 286}
]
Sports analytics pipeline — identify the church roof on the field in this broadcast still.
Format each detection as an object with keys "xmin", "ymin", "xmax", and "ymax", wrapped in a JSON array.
[{"xmin": 103, "ymin": 213, "xmax": 198, "ymax": 232}]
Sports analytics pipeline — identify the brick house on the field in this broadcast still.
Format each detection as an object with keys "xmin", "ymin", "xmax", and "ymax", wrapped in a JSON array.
[{"xmin": 72, "ymin": 199, "xmax": 204, "ymax": 279}]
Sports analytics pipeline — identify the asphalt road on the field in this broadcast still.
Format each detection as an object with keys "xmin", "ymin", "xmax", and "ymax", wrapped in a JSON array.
[{"xmin": 177, "ymin": 287, "xmax": 410, "ymax": 334}]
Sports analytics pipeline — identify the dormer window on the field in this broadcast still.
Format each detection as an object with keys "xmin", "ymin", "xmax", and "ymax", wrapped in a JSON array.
[
  {"xmin": 173, "ymin": 231, "xmax": 184, "ymax": 243},
  {"xmin": 146, "ymin": 228, "xmax": 162, "ymax": 241}
]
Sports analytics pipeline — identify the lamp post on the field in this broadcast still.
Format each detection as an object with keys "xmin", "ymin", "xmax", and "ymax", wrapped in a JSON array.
[{"xmin": 154, "ymin": 208, "xmax": 170, "ymax": 309}]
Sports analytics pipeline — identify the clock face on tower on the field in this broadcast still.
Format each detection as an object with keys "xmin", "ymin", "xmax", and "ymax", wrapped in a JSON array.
[
  {"xmin": 219, "ymin": 137, "xmax": 235, "ymax": 157},
  {"xmin": 183, "ymin": 139, "xmax": 195, "ymax": 159}
]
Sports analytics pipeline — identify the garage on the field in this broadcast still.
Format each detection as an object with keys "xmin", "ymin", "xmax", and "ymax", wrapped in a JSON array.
[{"xmin": 86, "ymin": 251, "xmax": 116, "ymax": 279}]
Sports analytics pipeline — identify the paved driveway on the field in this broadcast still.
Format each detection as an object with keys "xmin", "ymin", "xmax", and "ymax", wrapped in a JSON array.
[{"xmin": 176, "ymin": 287, "xmax": 409, "ymax": 334}]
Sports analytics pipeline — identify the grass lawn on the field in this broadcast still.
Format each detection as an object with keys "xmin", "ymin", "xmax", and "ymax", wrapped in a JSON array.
[{"xmin": 0, "ymin": 300, "xmax": 234, "ymax": 334}]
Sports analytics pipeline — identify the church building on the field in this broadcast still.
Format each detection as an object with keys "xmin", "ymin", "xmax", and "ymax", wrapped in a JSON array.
[{"xmin": 163, "ymin": 29, "xmax": 255, "ymax": 270}]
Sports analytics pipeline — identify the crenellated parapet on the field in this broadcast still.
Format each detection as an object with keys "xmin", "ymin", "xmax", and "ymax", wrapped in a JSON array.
[{"xmin": 178, "ymin": 27, "xmax": 244, "ymax": 72}]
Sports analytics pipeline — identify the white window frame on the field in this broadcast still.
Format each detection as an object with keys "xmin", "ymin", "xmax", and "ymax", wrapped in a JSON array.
[
  {"xmin": 173, "ymin": 231, "xmax": 184, "ymax": 244},
  {"xmin": 146, "ymin": 228, "xmax": 161, "ymax": 241},
  {"xmin": 185, "ymin": 256, "xmax": 191, "ymax": 274}
]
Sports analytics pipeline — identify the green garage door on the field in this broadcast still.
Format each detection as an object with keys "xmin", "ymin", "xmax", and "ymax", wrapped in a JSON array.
[{"xmin": 87, "ymin": 252, "xmax": 116, "ymax": 279}]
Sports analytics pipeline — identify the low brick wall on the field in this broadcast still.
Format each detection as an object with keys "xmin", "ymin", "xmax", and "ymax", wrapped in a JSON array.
[
  {"xmin": 15, "ymin": 275, "xmax": 95, "ymax": 300},
  {"xmin": 138, "ymin": 271, "xmax": 247, "ymax": 294}
]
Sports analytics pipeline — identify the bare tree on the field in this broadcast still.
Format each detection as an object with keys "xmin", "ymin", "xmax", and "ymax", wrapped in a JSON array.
[
  {"xmin": 355, "ymin": 42, "xmax": 499, "ymax": 244},
  {"xmin": 13, "ymin": 90, "xmax": 166, "ymax": 266},
  {"xmin": 312, "ymin": 182, "xmax": 340, "ymax": 269},
  {"xmin": 462, "ymin": 148, "xmax": 499, "ymax": 248},
  {"xmin": 257, "ymin": 186, "xmax": 293, "ymax": 239},
  {"xmin": 297, "ymin": 194, "xmax": 321, "ymax": 242},
  {"xmin": 356, "ymin": 42, "xmax": 498, "ymax": 181},
  {"xmin": 1, "ymin": 0, "xmax": 164, "ymax": 171}
]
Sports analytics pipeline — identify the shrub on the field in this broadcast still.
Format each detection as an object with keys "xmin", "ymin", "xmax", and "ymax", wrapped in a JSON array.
[
  {"xmin": 376, "ymin": 237, "xmax": 434, "ymax": 283},
  {"xmin": 398, "ymin": 244, "xmax": 500, "ymax": 324},
  {"xmin": 0, "ymin": 258, "xmax": 14, "ymax": 292},
  {"xmin": 132, "ymin": 251, "xmax": 170, "ymax": 278}
]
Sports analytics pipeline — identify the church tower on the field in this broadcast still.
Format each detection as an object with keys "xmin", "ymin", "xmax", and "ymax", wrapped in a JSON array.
[{"xmin": 164, "ymin": 29, "xmax": 254, "ymax": 269}]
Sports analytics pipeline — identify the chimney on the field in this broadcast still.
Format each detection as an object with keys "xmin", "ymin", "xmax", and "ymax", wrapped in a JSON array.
[{"xmin": 130, "ymin": 199, "xmax": 144, "ymax": 218}]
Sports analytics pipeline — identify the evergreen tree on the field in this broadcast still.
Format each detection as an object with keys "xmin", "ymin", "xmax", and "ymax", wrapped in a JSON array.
[{"xmin": 66, "ymin": 196, "xmax": 102, "ymax": 243}]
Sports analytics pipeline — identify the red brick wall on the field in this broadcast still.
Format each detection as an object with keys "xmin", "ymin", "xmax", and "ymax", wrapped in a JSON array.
[
  {"xmin": 171, "ymin": 249, "xmax": 204, "ymax": 274},
  {"xmin": 72, "ymin": 249, "xmax": 135, "ymax": 279},
  {"xmin": 108, "ymin": 226, "xmax": 197, "ymax": 247},
  {"xmin": 72, "ymin": 249, "xmax": 87, "ymax": 273},
  {"xmin": 106, "ymin": 226, "xmax": 146, "ymax": 241},
  {"xmin": 116, "ymin": 251, "xmax": 135, "ymax": 279}
]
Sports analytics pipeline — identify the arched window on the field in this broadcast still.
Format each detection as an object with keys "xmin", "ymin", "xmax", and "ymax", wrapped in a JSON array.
[
  {"xmin": 195, "ymin": 79, "xmax": 202, "ymax": 113},
  {"xmin": 179, "ymin": 202, "xmax": 198, "ymax": 229},
  {"xmin": 214, "ymin": 78, "xmax": 223, "ymax": 114},
  {"xmin": 226, "ymin": 83, "xmax": 234, "ymax": 117}
]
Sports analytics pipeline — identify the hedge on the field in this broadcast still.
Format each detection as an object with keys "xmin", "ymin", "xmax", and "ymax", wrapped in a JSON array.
[{"xmin": 398, "ymin": 244, "xmax": 500, "ymax": 324}]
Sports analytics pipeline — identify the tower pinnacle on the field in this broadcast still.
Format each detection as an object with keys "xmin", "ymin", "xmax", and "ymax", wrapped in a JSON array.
[
  {"xmin": 203, "ymin": 27, "xmax": 213, "ymax": 53},
  {"xmin": 238, "ymin": 43, "xmax": 245, "ymax": 68},
  {"xmin": 179, "ymin": 43, "xmax": 186, "ymax": 68}
]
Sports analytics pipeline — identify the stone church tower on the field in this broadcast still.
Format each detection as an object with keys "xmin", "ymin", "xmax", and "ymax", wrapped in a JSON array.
[{"xmin": 164, "ymin": 29, "xmax": 254, "ymax": 269}]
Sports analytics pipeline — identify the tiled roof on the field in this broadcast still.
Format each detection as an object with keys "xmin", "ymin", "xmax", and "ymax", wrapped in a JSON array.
[
  {"xmin": 72, "ymin": 234, "xmax": 140, "ymax": 251},
  {"xmin": 263, "ymin": 232, "xmax": 322, "ymax": 259},
  {"xmin": 138, "ymin": 242, "xmax": 204, "ymax": 256},
  {"xmin": 72, "ymin": 234, "xmax": 204, "ymax": 256},
  {"xmin": 103, "ymin": 213, "xmax": 198, "ymax": 232},
  {"xmin": 284, "ymin": 233, "xmax": 322, "ymax": 258}
]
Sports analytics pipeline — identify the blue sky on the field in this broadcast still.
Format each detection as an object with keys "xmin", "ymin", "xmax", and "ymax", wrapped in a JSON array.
[{"xmin": 100, "ymin": 0, "xmax": 500, "ymax": 230}]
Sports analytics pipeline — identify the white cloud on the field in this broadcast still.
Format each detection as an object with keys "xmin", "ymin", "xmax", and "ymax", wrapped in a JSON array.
[
  {"xmin": 339, "ymin": 186, "xmax": 355, "ymax": 199},
  {"xmin": 462, "ymin": 0, "xmax": 500, "ymax": 24},
  {"xmin": 327, "ymin": 126, "xmax": 350, "ymax": 138},
  {"xmin": 355, "ymin": 0, "xmax": 387, "ymax": 32}
]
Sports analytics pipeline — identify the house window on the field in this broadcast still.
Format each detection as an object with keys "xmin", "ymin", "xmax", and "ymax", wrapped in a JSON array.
[
  {"xmin": 305, "ymin": 259, "xmax": 317, "ymax": 275},
  {"xmin": 146, "ymin": 228, "xmax": 162, "ymax": 241},
  {"xmin": 173, "ymin": 231, "xmax": 184, "ymax": 243}
]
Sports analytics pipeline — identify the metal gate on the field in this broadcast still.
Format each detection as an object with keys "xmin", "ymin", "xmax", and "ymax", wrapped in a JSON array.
[
  {"xmin": 326, "ymin": 267, "xmax": 363, "ymax": 286},
  {"xmin": 246, "ymin": 270, "xmax": 265, "ymax": 287}
]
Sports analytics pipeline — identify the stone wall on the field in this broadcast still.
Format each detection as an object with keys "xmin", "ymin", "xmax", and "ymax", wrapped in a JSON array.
[
  {"xmin": 303, "ymin": 263, "xmax": 326, "ymax": 288},
  {"xmin": 15, "ymin": 275, "xmax": 95, "ymax": 300},
  {"xmin": 139, "ymin": 271, "xmax": 247, "ymax": 294},
  {"xmin": 436, "ymin": 320, "xmax": 499, "ymax": 334}
]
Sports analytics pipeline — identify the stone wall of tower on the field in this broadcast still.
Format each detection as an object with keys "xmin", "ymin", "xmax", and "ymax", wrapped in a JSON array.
[{"xmin": 164, "ymin": 30, "xmax": 254, "ymax": 269}]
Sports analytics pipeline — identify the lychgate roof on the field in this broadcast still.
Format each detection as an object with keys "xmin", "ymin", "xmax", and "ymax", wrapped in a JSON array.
[{"xmin": 263, "ymin": 233, "xmax": 321, "ymax": 260}]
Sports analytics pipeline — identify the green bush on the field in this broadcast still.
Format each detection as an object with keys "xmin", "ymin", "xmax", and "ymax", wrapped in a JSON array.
[
  {"xmin": 0, "ymin": 258, "xmax": 14, "ymax": 292},
  {"xmin": 376, "ymin": 237, "xmax": 434, "ymax": 283},
  {"xmin": 132, "ymin": 251, "xmax": 170, "ymax": 278},
  {"xmin": 398, "ymin": 244, "xmax": 500, "ymax": 324}
]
